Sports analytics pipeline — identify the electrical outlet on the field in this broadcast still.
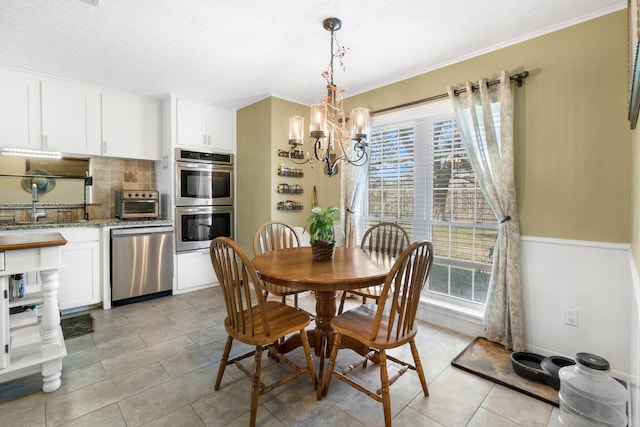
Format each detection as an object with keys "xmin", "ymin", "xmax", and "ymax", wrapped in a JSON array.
[{"xmin": 564, "ymin": 307, "xmax": 579, "ymax": 327}]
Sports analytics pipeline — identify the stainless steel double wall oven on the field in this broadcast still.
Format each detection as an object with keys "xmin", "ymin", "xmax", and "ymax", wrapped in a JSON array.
[{"xmin": 175, "ymin": 148, "xmax": 234, "ymax": 252}]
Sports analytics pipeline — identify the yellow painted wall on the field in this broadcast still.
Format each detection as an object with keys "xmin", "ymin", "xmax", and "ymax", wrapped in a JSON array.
[
  {"xmin": 237, "ymin": 98, "xmax": 271, "ymax": 252},
  {"xmin": 346, "ymin": 11, "xmax": 631, "ymax": 243}
]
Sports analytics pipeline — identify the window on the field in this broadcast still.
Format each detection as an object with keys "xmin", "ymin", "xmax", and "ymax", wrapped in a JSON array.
[
  {"xmin": 368, "ymin": 125, "xmax": 414, "ymax": 220},
  {"xmin": 362, "ymin": 101, "xmax": 498, "ymax": 305}
]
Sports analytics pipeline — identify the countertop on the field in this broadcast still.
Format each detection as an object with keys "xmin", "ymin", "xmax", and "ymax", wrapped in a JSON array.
[
  {"xmin": 0, "ymin": 218, "xmax": 173, "ymax": 231},
  {"xmin": 0, "ymin": 232, "xmax": 67, "ymax": 251}
]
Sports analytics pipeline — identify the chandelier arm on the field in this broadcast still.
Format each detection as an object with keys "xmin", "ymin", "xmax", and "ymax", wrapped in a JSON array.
[
  {"xmin": 324, "ymin": 155, "xmax": 339, "ymax": 177},
  {"xmin": 334, "ymin": 137, "xmax": 368, "ymax": 165},
  {"xmin": 344, "ymin": 150, "xmax": 368, "ymax": 166},
  {"xmin": 313, "ymin": 138, "xmax": 325, "ymax": 160},
  {"xmin": 350, "ymin": 150, "xmax": 369, "ymax": 166}
]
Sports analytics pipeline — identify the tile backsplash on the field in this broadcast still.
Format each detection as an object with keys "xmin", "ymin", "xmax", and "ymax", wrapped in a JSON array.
[
  {"xmin": 0, "ymin": 156, "xmax": 157, "ymax": 222},
  {"xmin": 88, "ymin": 157, "xmax": 157, "ymax": 220}
]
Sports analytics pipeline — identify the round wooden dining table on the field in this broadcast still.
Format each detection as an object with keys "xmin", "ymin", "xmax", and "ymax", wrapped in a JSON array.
[{"xmin": 252, "ymin": 246, "xmax": 394, "ymax": 398}]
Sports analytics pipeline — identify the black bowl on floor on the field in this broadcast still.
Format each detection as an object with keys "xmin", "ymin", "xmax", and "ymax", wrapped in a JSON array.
[
  {"xmin": 510, "ymin": 351, "xmax": 556, "ymax": 387},
  {"xmin": 540, "ymin": 355, "xmax": 575, "ymax": 390}
]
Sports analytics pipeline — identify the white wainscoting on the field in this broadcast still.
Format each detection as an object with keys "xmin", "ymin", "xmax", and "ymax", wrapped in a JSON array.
[
  {"xmin": 520, "ymin": 236, "xmax": 632, "ymax": 377},
  {"xmin": 418, "ymin": 236, "xmax": 634, "ymax": 380},
  {"xmin": 628, "ymin": 252, "xmax": 640, "ymax": 427}
]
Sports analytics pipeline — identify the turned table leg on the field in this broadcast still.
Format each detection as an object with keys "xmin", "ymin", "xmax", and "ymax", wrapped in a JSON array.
[
  {"xmin": 39, "ymin": 268, "xmax": 63, "ymax": 393},
  {"xmin": 313, "ymin": 290, "xmax": 337, "ymax": 399}
]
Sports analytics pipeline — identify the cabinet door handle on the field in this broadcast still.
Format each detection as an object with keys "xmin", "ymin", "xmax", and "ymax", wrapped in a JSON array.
[
  {"xmin": 203, "ymin": 135, "xmax": 207, "ymax": 146},
  {"xmin": 42, "ymin": 134, "xmax": 48, "ymax": 149},
  {"xmin": 103, "ymin": 141, "xmax": 107, "ymax": 153}
]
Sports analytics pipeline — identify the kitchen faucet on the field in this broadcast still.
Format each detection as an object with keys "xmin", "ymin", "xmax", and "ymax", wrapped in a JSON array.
[{"xmin": 30, "ymin": 183, "xmax": 47, "ymax": 223}]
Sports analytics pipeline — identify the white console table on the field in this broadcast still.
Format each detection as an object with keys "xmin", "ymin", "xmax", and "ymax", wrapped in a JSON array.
[{"xmin": 0, "ymin": 232, "xmax": 67, "ymax": 392}]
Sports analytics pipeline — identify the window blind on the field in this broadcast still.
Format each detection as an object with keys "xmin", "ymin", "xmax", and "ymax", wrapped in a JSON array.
[{"xmin": 364, "ymin": 100, "xmax": 498, "ymax": 305}]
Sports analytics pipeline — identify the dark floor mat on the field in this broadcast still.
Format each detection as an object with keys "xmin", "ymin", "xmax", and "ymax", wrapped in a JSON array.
[
  {"xmin": 451, "ymin": 337, "xmax": 559, "ymax": 407},
  {"xmin": 61, "ymin": 313, "xmax": 94, "ymax": 339}
]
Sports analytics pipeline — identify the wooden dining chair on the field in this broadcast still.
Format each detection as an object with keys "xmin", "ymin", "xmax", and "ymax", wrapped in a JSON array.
[
  {"xmin": 253, "ymin": 221, "xmax": 308, "ymax": 309},
  {"xmin": 323, "ymin": 240, "xmax": 435, "ymax": 427},
  {"xmin": 210, "ymin": 237, "xmax": 317, "ymax": 427},
  {"xmin": 337, "ymin": 222, "xmax": 410, "ymax": 314}
]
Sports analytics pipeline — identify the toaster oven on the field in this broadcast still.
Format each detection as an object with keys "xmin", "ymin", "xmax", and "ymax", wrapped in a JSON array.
[{"xmin": 115, "ymin": 190, "xmax": 160, "ymax": 219}]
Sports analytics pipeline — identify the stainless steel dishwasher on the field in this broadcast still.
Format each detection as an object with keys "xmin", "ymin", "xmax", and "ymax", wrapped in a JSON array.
[{"xmin": 111, "ymin": 225, "xmax": 174, "ymax": 305}]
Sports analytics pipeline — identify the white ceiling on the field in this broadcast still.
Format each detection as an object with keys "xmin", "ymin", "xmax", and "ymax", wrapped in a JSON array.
[{"xmin": 0, "ymin": 0, "xmax": 626, "ymax": 110}]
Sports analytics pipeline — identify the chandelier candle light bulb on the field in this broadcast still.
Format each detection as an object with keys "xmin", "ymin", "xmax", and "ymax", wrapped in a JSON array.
[
  {"xmin": 289, "ymin": 116, "xmax": 304, "ymax": 145},
  {"xmin": 350, "ymin": 108, "xmax": 371, "ymax": 139},
  {"xmin": 310, "ymin": 105, "xmax": 327, "ymax": 138}
]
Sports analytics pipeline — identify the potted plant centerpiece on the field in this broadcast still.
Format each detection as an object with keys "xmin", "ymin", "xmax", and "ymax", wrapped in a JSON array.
[{"xmin": 308, "ymin": 206, "xmax": 339, "ymax": 262}]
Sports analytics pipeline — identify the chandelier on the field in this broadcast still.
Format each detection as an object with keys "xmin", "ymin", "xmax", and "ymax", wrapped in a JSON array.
[{"xmin": 286, "ymin": 17, "xmax": 371, "ymax": 176}]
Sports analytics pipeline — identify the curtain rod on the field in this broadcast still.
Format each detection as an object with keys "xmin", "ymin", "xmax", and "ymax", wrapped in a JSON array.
[{"xmin": 371, "ymin": 71, "xmax": 529, "ymax": 116}]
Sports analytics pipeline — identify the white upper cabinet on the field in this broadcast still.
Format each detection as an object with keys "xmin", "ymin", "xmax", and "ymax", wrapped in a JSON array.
[
  {"xmin": 176, "ymin": 98, "xmax": 206, "ymax": 148},
  {"xmin": 207, "ymin": 104, "xmax": 235, "ymax": 153},
  {"xmin": 41, "ymin": 80, "xmax": 100, "ymax": 155},
  {"xmin": 101, "ymin": 92, "xmax": 160, "ymax": 160},
  {"xmin": 0, "ymin": 67, "xmax": 160, "ymax": 160},
  {"xmin": 176, "ymin": 98, "xmax": 235, "ymax": 152},
  {"xmin": 0, "ymin": 70, "xmax": 40, "ymax": 149}
]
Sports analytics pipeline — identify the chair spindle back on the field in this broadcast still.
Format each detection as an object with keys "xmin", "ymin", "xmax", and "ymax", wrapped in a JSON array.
[
  {"xmin": 210, "ymin": 237, "xmax": 270, "ymax": 338},
  {"xmin": 361, "ymin": 222, "xmax": 410, "ymax": 258},
  {"xmin": 253, "ymin": 221, "xmax": 300, "ymax": 256},
  {"xmin": 372, "ymin": 240, "xmax": 434, "ymax": 342}
]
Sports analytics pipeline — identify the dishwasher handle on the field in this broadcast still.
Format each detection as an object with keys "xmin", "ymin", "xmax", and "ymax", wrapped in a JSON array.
[{"xmin": 111, "ymin": 226, "xmax": 174, "ymax": 237}]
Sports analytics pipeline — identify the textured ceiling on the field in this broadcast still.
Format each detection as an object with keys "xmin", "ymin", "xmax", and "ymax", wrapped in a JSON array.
[{"xmin": 0, "ymin": 0, "xmax": 626, "ymax": 109}]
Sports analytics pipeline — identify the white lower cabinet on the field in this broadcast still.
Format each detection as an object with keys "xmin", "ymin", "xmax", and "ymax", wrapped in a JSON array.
[
  {"xmin": 58, "ymin": 239, "xmax": 100, "ymax": 311},
  {"xmin": 4, "ymin": 228, "xmax": 101, "ymax": 312},
  {"xmin": 54, "ymin": 228, "xmax": 101, "ymax": 311},
  {"xmin": 176, "ymin": 250, "xmax": 218, "ymax": 293}
]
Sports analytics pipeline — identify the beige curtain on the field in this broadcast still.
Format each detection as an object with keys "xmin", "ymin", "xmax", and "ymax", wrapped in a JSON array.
[
  {"xmin": 447, "ymin": 71, "xmax": 524, "ymax": 351},
  {"xmin": 340, "ymin": 153, "xmax": 368, "ymax": 248}
]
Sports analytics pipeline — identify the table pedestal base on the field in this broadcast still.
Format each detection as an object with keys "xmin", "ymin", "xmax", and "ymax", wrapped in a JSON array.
[{"xmin": 275, "ymin": 290, "xmax": 371, "ymax": 399}]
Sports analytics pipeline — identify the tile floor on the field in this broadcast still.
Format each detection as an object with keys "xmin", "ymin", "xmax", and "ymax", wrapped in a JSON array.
[{"xmin": 0, "ymin": 288, "xmax": 563, "ymax": 426}]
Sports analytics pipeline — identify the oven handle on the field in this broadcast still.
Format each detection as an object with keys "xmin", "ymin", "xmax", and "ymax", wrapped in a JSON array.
[
  {"xmin": 177, "ymin": 160, "xmax": 233, "ymax": 170},
  {"xmin": 188, "ymin": 222, "xmax": 222, "ymax": 240}
]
